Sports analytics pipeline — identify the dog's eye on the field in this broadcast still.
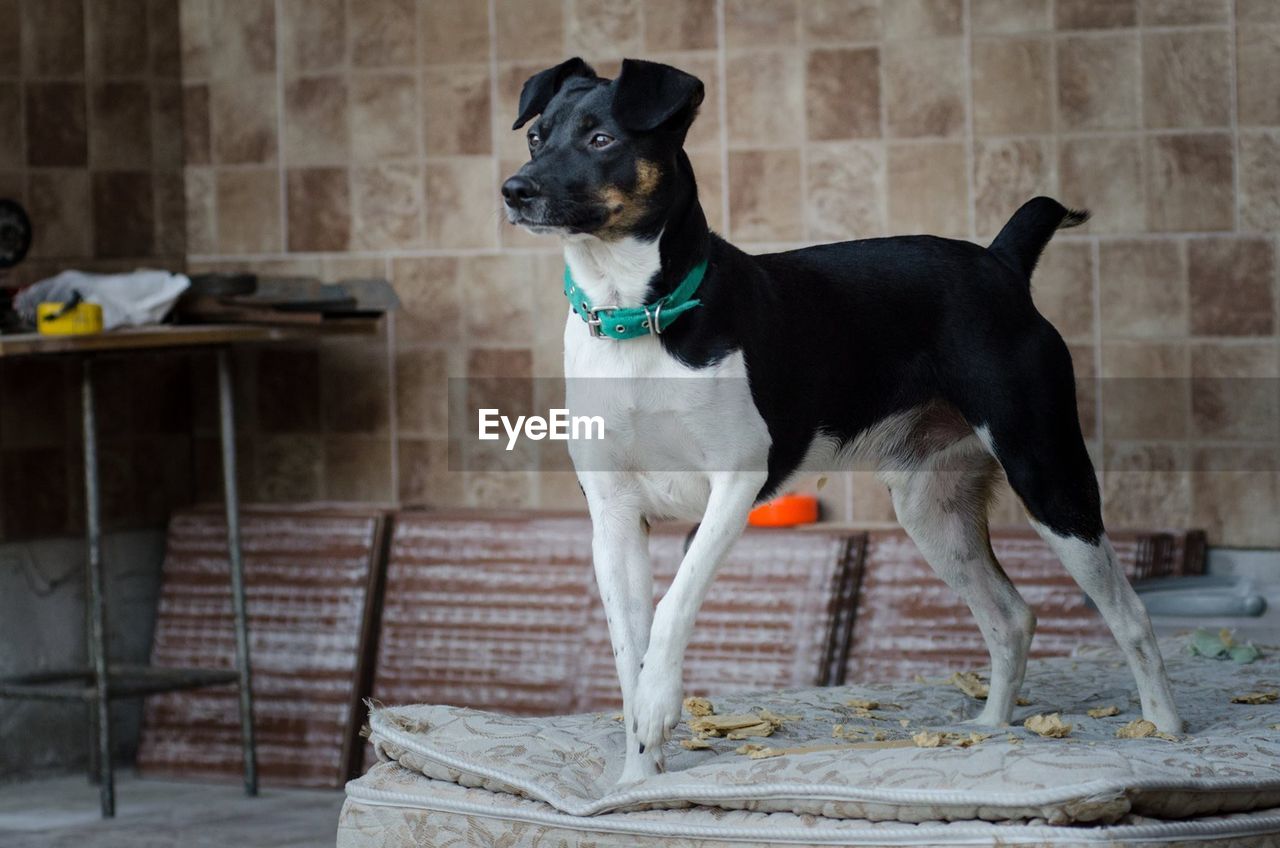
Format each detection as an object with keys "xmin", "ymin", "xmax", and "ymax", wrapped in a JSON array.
[
  {"xmin": 589, "ymin": 133, "xmax": 615, "ymax": 150},
  {"xmin": 527, "ymin": 131, "xmax": 541, "ymax": 149}
]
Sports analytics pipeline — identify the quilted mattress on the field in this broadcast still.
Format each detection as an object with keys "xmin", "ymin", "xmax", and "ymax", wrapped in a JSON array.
[{"xmin": 340, "ymin": 640, "xmax": 1280, "ymax": 846}]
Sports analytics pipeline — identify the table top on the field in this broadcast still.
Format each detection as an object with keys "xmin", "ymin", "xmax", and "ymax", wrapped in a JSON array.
[{"xmin": 0, "ymin": 320, "xmax": 381, "ymax": 357}]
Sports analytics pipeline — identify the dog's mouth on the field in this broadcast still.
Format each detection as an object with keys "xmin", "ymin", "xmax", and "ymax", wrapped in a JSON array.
[{"xmin": 503, "ymin": 197, "xmax": 610, "ymax": 236}]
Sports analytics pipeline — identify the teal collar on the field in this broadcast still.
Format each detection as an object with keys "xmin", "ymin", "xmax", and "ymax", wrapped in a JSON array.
[{"xmin": 564, "ymin": 259, "xmax": 708, "ymax": 340}]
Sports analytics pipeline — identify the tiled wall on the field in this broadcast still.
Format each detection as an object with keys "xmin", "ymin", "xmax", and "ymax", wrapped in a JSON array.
[
  {"xmin": 0, "ymin": 0, "xmax": 190, "ymax": 541},
  {"xmin": 3, "ymin": 0, "xmax": 1278, "ymax": 547}
]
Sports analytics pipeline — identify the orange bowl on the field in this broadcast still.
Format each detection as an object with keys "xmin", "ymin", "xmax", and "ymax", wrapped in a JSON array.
[{"xmin": 748, "ymin": 493, "xmax": 819, "ymax": 527}]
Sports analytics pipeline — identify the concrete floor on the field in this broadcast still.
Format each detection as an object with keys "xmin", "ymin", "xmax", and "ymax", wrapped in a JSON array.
[{"xmin": 0, "ymin": 772, "xmax": 344, "ymax": 847}]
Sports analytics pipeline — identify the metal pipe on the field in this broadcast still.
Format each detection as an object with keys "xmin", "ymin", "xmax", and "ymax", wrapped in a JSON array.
[
  {"xmin": 218, "ymin": 347, "xmax": 258, "ymax": 796},
  {"xmin": 82, "ymin": 357, "xmax": 114, "ymax": 817}
]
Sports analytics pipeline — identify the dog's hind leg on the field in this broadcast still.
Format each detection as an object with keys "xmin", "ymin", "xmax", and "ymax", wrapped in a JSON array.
[
  {"xmin": 964, "ymin": 331, "xmax": 1181, "ymax": 733},
  {"xmin": 882, "ymin": 444, "xmax": 1035, "ymax": 726},
  {"xmin": 587, "ymin": 496, "xmax": 660, "ymax": 783}
]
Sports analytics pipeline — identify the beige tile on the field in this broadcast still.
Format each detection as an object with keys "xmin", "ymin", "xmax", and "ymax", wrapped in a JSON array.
[
  {"xmin": 725, "ymin": 0, "xmax": 798, "ymax": 47},
  {"xmin": 643, "ymin": 53, "xmax": 720, "ymax": 151},
  {"xmin": 687, "ymin": 148, "xmax": 724, "ymax": 233},
  {"xmin": 1069, "ymin": 342, "xmax": 1099, "ymax": 440},
  {"xmin": 1238, "ymin": 0, "xmax": 1280, "ymax": 24},
  {"xmin": 1098, "ymin": 240, "xmax": 1187, "ymax": 338},
  {"xmin": 1101, "ymin": 443, "xmax": 1191, "ymax": 530},
  {"xmin": 0, "ymin": 0, "xmax": 19, "ymax": 76},
  {"xmin": 461, "ymin": 255, "xmax": 536, "ymax": 343},
  {"xmin": 465, "ymin": 471, "xmax": 536, "ymax": 508},
  {"xmin": 725, "ymin": 50, "xmax": 804, "ymax": 147},
  {"xmin": 1033, "ymin": 241, "xmax": 1095, "ymax": 341},
  {"xmin": 92, "ymin": 171, "xmax": 154, "ymax": 258},
  {"xmin": 324, "ymin": 437, "xmax": 392, "ymax": 501},
  {"xmin": 0, "ymin": 84, "xmax": 22, "ymax": 170},
  {"xmin": 423, "ymin": 64, "xmax": 492, "ymax": 155},
  {"xmin": 255, "ymin": 347, "xmax": 320, "ymax": 433},
  {"xmin": 254, "ymin": 435, "xmax": 323, "ymax": 502},
  {"xmin": 496, "ymin": 61, "xmax": 547, "ymax": 159},
  {"xmin": 281, "ymin": 0, "xmax": 345, "ymax": 72},
  {"xmin": 184, "ymin": 168, "xmax": 216, "ymax": 254},
  {"xmin": 973, "ymin": 139, "xmax": 1055, "ymax": 236},
  {"xmin": 393, "ymin": 257, "xmax": 463, "ymax": 346},
  {"xmin": 883, "ymin": 0, "xmax": 962, "ymax": 38},
  {"xmin": 183, "ymin": 85, "xmax": 210, "ymax": 166},
  {"xmin": 800, "ymin": 0, "xmax": 880, "ymax": 42},
  {"xmin": 1055, "ymin": 0, "xmax": 1136, "ymax": 29},
  {"xmin": 89, "ymin": 83, "xmax": 151, "ymax": 170},
  {"xmin": 1056, "ymin": 34, "xmax": 1139, "ymax": 131},
  {"xmin": 284, "ymin": 76, "xmax": 349, "ymax": 165},
  {"xmin": 886, "ymin": 142, "xmax": 968, "ymax": 236},
  {"xmin": 21, "ymin": 0, "xmax": 84, "ymax": 76},
  {"xmin": 425, "ymin": 157, "xmax": 500, "ymax": 248},
  {"xmin": 494, "ymin": 0, "xmax": 564, "ymax": 61},
  {"xmin": 972, "ymin": 37, "xmax": 1052, "ymax": 136},
  {"xmin": 1190, "ymin": 342, "xmax": 1279, "ymax": 440},
  {"xmin": 1100, "ymin": 342, "xmax": 1189, "ymax": 440},
  {"xmin": 350, "ymin": 73, "xmax": 419, "ymax": 161},
  {"xmin": 1190, "ymin": 448, "xmax": 1280, "ymax": 548},
  {"xmin": 1239, "ymin": 131, "xmax": 1280, "ymax": 231},
  {"xmin": 209, "ymin": 0, "xmax": 275, "ymax": 78},
  {"xmin": 152, "ymin": 82, "xmax": 185, "ymax": 170},
  {"xmin": 28, "ymin": 171, "xmax": 91, "ymax": 258},
  {"xmin": 1237, "ymin": 24, "xmax": 1280, "ymax": 126},
  {"xmin": 396, "ymin": 348, "xmax": 450, "ymax": 437},
  {"xmin": 398, "ymin": 437, "xmax": 465, "ymax": 506},
  {"xmin": 153, "ymin": 171, "xmax": 187, "ymax": 258},
  {"xmin": 86, "ymin": 0, "xmax": 148, "ymax": 77},
  {"xmin": 1139, "ymin": 0, "xmax": 1228, "ymax": 25},
  {"xmin": 806, "ymin": 48, "xmax": 881, "ymax": 141},
  {"xmin": 1142, "ymin": 31, "xmax": 1230, "ymax": 130},
  {"xmin": 1144, "ymin": 133, "xmax": 1233, "ymax": 232},
  {"xmin": 24, "ymin": 82, "xmax": 87, "ymax": 167},
  {"xmin": 350, "ymin": 0, "xmax": 416, "ymax": 68},
  {"xmin": 1188, "ymin": 238, "xmax": 1275, "ymax": 336},
  {"xmin": 728, "ymin": 149, "xmax": 803, "ymax": 241},
  {"xmin": 883, "ymin": 39, "xmax": 965, "ymax": 138},
  {"xmin": 352, "ymin": 163, "xmax": 424, "ymax": 249},
  {"xmin": 1058, "ymin": 137, "xmax": 1145, "ymax": 234},
  {"xmin": 421, "ymin": 0, "xmax": 490, "ymax": 63},
  {"xmin": 286, "ymin": 167, "xmax": 350, "ymax": 252},
  {"xmin": 320, "ymin": 340, "xmax": 391, "ymax": 433},
  {"xmin": 210, "ymin": 75, "xmax": 278, "ymax": 164},
  {"xmin": 805, "ymin": 142, "xmax": 885, "ymax": 241},
  {"xmin": 179, "ymin": 0, "xmax": 210, "ymax": 78},
  {"xmin": 215, "ymin": 168, "xmax": 281, "ymax": 254},
  {"xmin": 644, "ymin": 0, "xmax": 718, "ymax": 51},
  {"xmin": 567, "ymin": 0, "xmax": 641, "ymax": 56},
  {"xmin": 971, "ymin": 0, "xmax": 1050, "ymax": 33}
]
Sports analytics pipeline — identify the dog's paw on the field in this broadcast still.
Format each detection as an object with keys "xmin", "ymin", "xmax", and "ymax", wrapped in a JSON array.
[
  {"xmin": 631, "ymin": 664, "xmax": 683, "ymax": 756},
  {"xmin": 616, "ymin": 750, "xmax": 661, "ymax": 787}
]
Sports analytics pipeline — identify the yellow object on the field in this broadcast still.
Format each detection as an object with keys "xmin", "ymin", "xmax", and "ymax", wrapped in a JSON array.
[{"xmin": 37, "ymin": 301, "xmax": 104, "ymax": 335}]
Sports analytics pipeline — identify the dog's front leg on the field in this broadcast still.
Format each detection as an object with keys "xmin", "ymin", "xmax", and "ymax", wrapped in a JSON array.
[
  {"xmin": 587, "ymin": 496, "xmax": 659, "ymax": 784},
  {"xmin": 631, "ymin": 473, "xmax": 765, "ymax": 757}
]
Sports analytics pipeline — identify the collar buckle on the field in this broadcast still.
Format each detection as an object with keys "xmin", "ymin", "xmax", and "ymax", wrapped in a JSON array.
[{"xmin": 586, "ymin": 305, "xmax": 617, "ymax": 339}]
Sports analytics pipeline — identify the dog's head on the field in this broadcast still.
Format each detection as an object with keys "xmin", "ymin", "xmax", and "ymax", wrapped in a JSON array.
[{"xmin": 502, "ymin": 58, "xmax": 704, "ymax": 241}]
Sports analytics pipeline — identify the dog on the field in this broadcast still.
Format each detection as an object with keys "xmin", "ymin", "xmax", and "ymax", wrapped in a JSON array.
[{"xmin": 501, "ymin": 58, "xmax": 1182, "ymax": 784}]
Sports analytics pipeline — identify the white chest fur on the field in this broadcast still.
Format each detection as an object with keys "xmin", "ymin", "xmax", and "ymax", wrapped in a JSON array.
[{"xmin": 560, "ymin": 237, "xmax": 772, "ymax": 520}]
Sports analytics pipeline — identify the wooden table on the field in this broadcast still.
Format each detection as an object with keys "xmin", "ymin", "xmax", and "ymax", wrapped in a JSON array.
[{"xmin": 0, "ymin": 321, "xmax": 379, "ymax": 817}]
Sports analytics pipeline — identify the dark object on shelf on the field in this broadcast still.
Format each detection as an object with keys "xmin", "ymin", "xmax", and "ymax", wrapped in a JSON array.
[
  {"xmin": 176, "ymin": 275, "xmax": 396, "ymax": 325},
  {"xmin": 0, "ymin": 198, "xmax": 32, "ymax": 269}
]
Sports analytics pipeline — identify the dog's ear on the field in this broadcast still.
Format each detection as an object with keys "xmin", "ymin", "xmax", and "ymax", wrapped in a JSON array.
[
  {"xmin": 612, "ymin": 59, "xmax": 705, "ymax": 134},
  {"xmin": 512, "ymin": 57, "xmax": 597, "ymax": 130}
]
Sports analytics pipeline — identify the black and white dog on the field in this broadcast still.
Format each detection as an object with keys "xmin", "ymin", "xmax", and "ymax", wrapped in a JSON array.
[{"xmin": 502, "ymin": 58, "xmax": 1181, "ymax": 783}]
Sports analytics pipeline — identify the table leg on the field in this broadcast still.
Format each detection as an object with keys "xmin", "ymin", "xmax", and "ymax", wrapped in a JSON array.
[
  {"xmin": 217, "ymin": 347, "xmax": 258, "ymax": 796},
  {"xmin": 82, "ymin": 357, "xmax": 114, "ymax": 818}
]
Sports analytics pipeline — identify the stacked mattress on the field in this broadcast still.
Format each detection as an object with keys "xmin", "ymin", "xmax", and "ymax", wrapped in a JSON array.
[{"xmin": 341, "ymin": 640, "xmax": 1280, "ymax": 847}]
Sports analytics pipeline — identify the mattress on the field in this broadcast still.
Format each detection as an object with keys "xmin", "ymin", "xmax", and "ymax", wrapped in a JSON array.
[{"xmin": 342, "ymin": 639, "xmax": 1280, "ymax": 846}]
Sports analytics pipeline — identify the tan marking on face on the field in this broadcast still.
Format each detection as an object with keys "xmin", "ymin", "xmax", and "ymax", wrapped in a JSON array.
[{"xmin": 597, "ymin": 159, "xmax": 663, "ymax": 239}]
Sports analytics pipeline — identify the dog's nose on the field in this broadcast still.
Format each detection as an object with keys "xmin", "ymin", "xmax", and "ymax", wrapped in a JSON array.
[{"xmin": 501, "ymin": 175, "xmax": 539, "ymax": 207}]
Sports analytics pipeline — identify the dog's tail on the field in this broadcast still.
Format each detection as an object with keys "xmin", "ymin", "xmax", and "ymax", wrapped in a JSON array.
[{"xmin": 988, "ymin": 197, "xmax": 1089, "ymax": 281}]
